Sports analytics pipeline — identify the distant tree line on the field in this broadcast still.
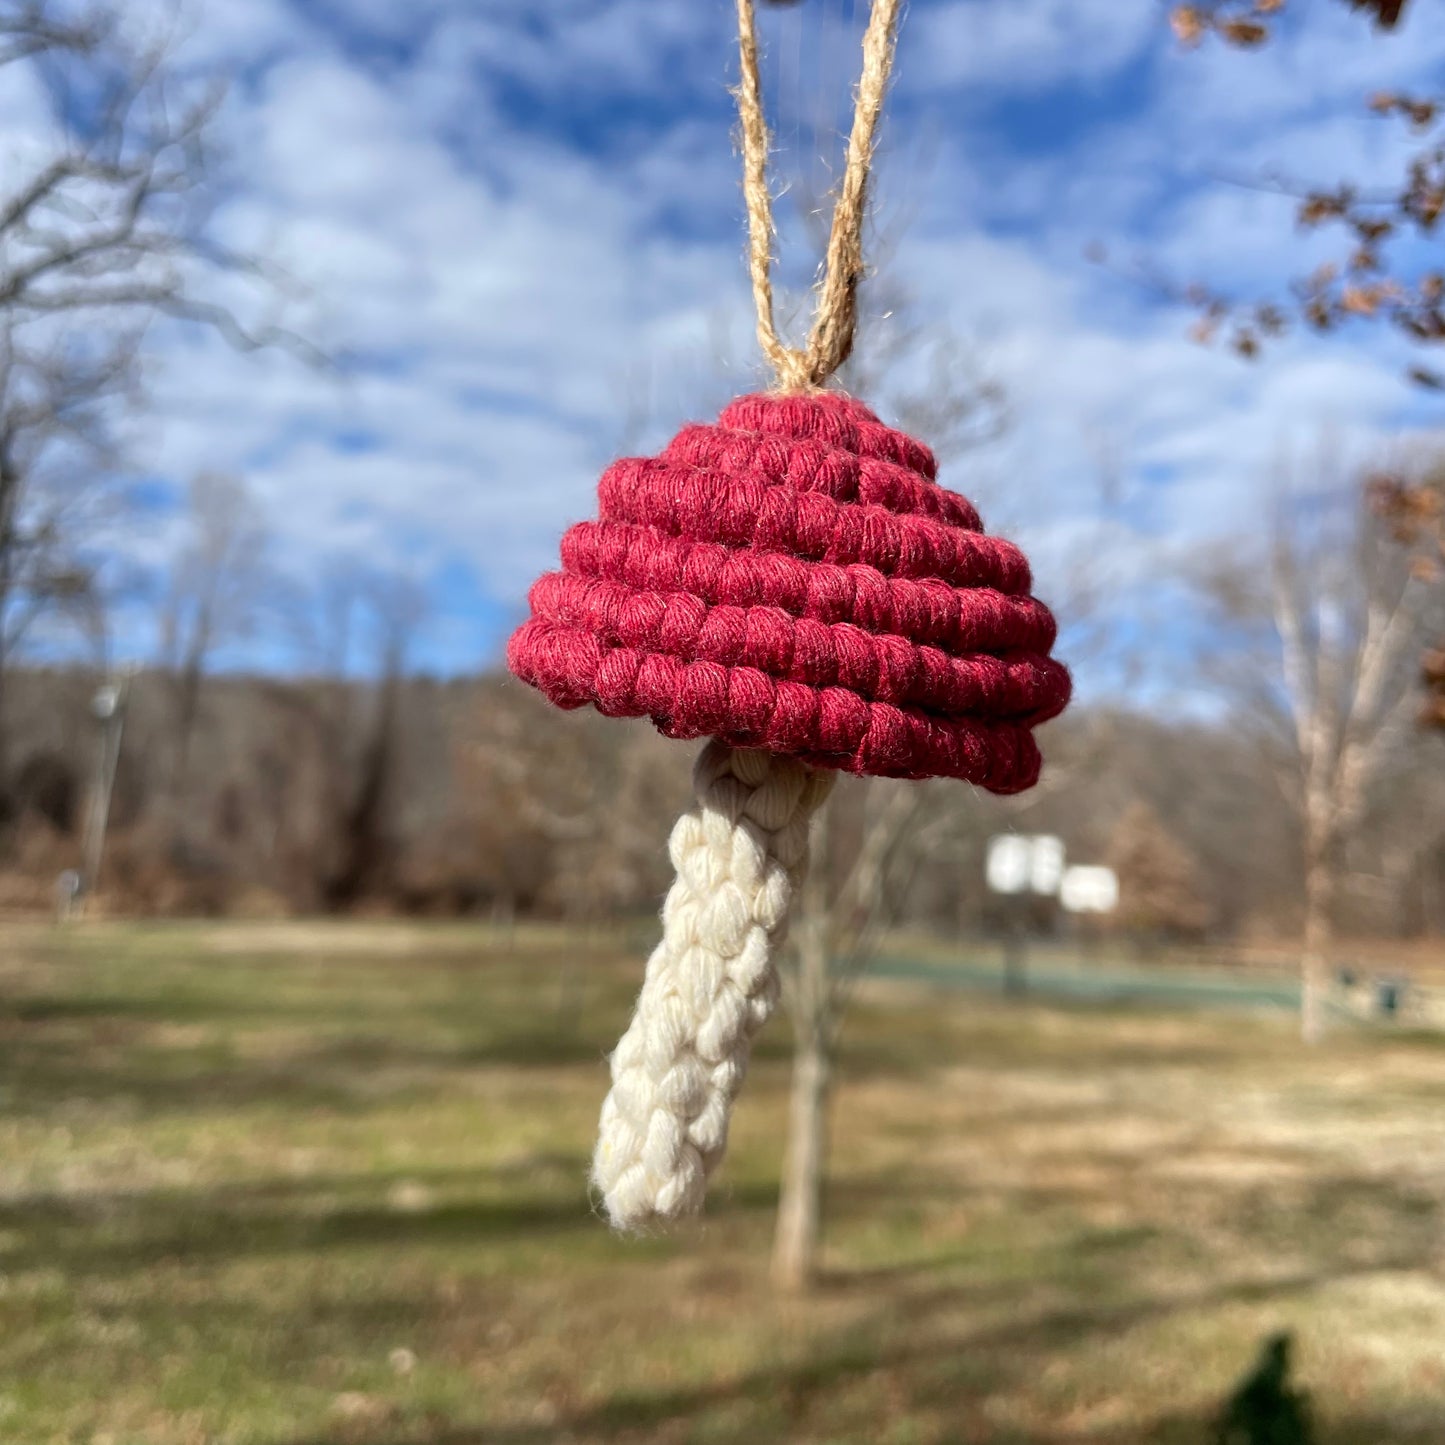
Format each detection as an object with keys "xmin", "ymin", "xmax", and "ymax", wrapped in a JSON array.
[{"xmin": 4, "ymin": 650, "xmax": 1444, "ymax": 944}]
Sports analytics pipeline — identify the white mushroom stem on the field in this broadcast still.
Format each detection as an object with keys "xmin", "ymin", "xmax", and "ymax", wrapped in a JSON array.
[{"xmin": 591, "ymin": 739, "xmax": 834, "ymax": 1231}]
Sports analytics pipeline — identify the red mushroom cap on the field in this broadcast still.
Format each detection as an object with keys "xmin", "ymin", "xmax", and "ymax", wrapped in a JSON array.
[{"xmin": 507, "ymin": 391, "xmax": 1070, "ymax": 792}]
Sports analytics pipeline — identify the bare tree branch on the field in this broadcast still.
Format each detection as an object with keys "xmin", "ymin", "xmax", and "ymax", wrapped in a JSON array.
[{"xmin": 0, "ymin": 1, "xmax": 318, "ymax": 800}]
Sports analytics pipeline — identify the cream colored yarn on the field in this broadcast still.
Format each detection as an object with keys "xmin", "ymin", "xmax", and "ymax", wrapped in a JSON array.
[{"xmin": 592, "ymin": 740, "xmax": 834, "ymax": 1230}]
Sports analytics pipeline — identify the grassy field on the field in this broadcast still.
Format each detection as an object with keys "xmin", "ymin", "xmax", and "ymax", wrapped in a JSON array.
[{"xmin": 1, "ymin": 922, "xmax": 1443, "ymax": 1445}]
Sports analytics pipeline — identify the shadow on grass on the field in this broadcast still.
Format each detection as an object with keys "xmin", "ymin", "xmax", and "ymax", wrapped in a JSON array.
[
  {"xmin": 10, "ymin": 977, "xmax": 1257, "ymax": 1126},
  {"xmin": 6, "ymin": 962, "xmax": 1420, "ymax": 1129},
  {"xmin": 0, "ymin": 1165, "xmax": 1177, "ymax": 1280},
  {"xmin": 8, "ymin": 1152, "xmax": 1436, "ymax": 1305},
  {"xmin": 474, "ymin": 1407, "xmax": 1436, "ymax": 1445},
  {"xmin": 832, "ymin": 1004, "xmax": 1280, "ymax": 1079},
  {"xmin": 0, "ymin": 1016, "xmax": 617, "ymax": 1121},
  {"xmin": 0, "ymin": 1162, "xmax": 791, "ymax": 1275},
  {"xmin": 9, "ymin": 991, "xmax": 328, "ymax": 1025},
  {"xmin": 266, "ymin": 1276, "xmax": 1444, "ymax": 1445},
  {"xmin": 254, "ymin": 1411, "xmax": 1445, "ymax": 1445},
  {"xmin": 8, "ymin": 1144, "xmax": 1438, "ymax": 1442}
]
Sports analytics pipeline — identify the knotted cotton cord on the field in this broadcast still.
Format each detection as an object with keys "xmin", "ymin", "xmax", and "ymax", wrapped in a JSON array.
[
  {"xmin": 592, "ymin": 743, "xmax": 835, "ymax": 1230},
  {"xmin": 734, "ymin": 0, "xmax": 904, "ymax": 393}
]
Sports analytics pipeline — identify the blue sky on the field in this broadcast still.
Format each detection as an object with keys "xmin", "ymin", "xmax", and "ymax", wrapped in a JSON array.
[{"xmin": 9, "ymin": 0, "xmax": 1445, "ymax": 691}]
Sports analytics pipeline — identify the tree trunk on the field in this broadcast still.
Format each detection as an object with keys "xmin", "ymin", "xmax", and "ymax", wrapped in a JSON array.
[
  {"xmin": 0, "ymin": 457, "xmax": 15, "ymax": 825},
  {"xmin": 1300, "ymin": 849, "xmax": 1335, "ymax": 1045},
  {"xmin": 322, "ymin": 669, "xmax": 400, "ymax": 911},
  {"xmin": 772, "ymin": 833, "xmax": 833, "ymax": 1293},
  {"xmin": 172, "ymin": 651, "xmax": 204, "ymax": 800},
  {"xmin": 772, "ymin": 1014, "xmax": 831, "ymax": 1292},
  {"xmin": 0, "ymin": 642, "xmax": 10, "ymax": 829}
]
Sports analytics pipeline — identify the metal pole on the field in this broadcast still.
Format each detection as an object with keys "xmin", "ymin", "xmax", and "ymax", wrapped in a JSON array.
[
  {"xmin": 1003, "ymin": 904, "xmax": 1028, "ymax": 998},
  {"xmin": 80, "ymin": 672, "xmax": 129, "ymax": 903}
]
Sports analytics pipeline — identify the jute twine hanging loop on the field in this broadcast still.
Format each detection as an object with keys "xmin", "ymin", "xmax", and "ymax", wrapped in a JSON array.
[
  {"xmin": 736, "ymin": 0, "xmax": 903, "ymax": 393},
  {"xmin": 506, "ymin": 0, "xmax": 1070, "ymax": 1232}
]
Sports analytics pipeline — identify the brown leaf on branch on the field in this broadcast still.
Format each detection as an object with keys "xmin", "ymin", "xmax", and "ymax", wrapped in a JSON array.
[
  {"xmin": 1346, "ymin": 0, "xmax": 1408, "ymax": 28},
  {"xmin": 1255, "ymin": 303, "xmax": 1286, "ymax": 335},
  {"xmin": 1368, "ymin": 91, "xmax": 1435, "ymax": 126},
  {"xmin": 1170, "ymin": 5, "xmax": 1207, "ymax": 44},
  {"xmin": 1220, "ymin": 18, "xmax": 1268, "ymax": 44},
  {"xmin": 1411, "ymin": 188, "xmax": 1444, "ymax": 229},
  {"xmin": 1402, "ymin": 309, "xmax": 1445, "ymax": 340},
  {"xmin": 1298, "ymin": 191, "xmax": 1352, "ymax": 227}
]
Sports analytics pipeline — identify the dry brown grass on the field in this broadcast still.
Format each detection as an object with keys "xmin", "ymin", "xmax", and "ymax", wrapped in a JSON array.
[{"xmin": 0, "ymin": 920, "xmax": 1441, "ymax": 1444}]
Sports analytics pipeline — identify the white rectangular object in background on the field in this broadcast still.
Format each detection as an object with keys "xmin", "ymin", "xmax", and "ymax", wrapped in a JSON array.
[
  {"xmin": 1060, "ymin": 865, "xmax": 1119, "ymax": 914},
  {"xmin": 1028, "ymin": 836, "xmax": 1065, "ymax": 896},
  {"xmin": 987, "ymin": 835, "xmax": 1066, "ymax": 897},
  {"xmin": 986, "ymin": 835, "xmax": 1033, "ymax": 895}
]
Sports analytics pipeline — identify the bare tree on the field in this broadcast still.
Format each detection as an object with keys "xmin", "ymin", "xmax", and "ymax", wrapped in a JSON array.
[
  {"xmin": 317, "ymin": 571, "xmax": 428, "ymax": 911},
  {"xmin": 0, "ymin": 317, "xmax": 124, "ymax": 666},
  {"xmin": 1279, "ymin": 502, "xmax": 1425, "ymax": 1041},
  {"xmin": 772, "ymin": 775, "xmax": 926, "ymax": 1289},
  {"xmin": 1149, "ymin": 4, "xmax": 1445, "ymax": 705},
  {"xmin": 1105, "ymin": 799, "xmax": 1212, "ymax": 942},
  {"xmin": 0, "ymin": 0, "xmax": 308, "ymax": 818},
  {"xmin": 1202, "ymin": 464, "xmax": 1433, "ymax": 1041},
  {"xmin": 158, "ymin": 472, "xmax": 268, "ymax": 793},
  {"xmin": 756, "ymin": 298, "xmax": 1022, "ymax": 1286}
]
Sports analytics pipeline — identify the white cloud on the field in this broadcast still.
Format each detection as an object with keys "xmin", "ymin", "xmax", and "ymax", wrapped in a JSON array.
[
  {"xmin": 8, "ymin": 0, "xmax": 1435, "ymax": 689},
  {"xmin": 907, "ymin": 0, "xmax": 1158, "ymax": 92}
]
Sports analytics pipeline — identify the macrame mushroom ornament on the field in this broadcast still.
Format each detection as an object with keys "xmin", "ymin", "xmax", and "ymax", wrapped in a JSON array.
[{"xmin": 508, "ymin": 0, "xmax": 1070, "ymax": 1231}]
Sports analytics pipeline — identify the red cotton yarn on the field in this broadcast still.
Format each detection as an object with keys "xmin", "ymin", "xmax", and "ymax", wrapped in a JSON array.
[{"xmin": 507, "ymin": 391, "xmax": 1070, "ymax": 793}]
